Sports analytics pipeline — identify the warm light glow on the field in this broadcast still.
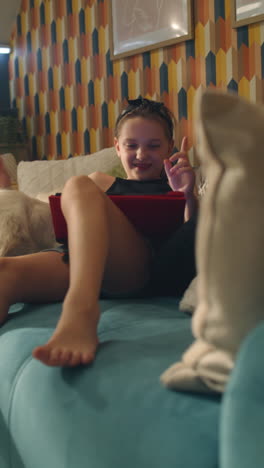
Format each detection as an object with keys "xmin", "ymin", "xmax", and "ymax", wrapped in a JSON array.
[
  {"xmin": 171, "ymin": 22, "xmax": 180, "ymax": 30},
  {"xmin": 0, "ymin": 47, "xmax": 11, "ymax": 54}
]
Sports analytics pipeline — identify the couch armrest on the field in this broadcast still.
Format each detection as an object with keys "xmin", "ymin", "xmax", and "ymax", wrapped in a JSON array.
[{"xmin": 220, "ymin": 320, "xmax": 264, "ymax": 468}]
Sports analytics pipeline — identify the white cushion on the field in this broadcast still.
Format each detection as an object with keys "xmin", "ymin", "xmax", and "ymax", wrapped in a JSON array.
[{"xmin": 17, "ymin": 147, "xmax": 119, "ymax": 197}]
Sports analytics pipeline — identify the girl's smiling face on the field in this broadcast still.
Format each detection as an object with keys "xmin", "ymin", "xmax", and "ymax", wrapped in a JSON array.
[{"xmin": 114, "ymin": 117, "xmax": 174, "ymax": 180}]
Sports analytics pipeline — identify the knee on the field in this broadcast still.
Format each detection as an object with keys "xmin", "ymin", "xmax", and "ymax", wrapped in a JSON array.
[
  {"xmin": 62, "ymin": 175, "xmax": 101, "ymax": 200},
  {"xmin": 64, "ymin": 174, "xmax": 97, "ymax": 193},
  {"xmin": 61, "ymin": 175, "xmax": 104, "ymax": 212}
]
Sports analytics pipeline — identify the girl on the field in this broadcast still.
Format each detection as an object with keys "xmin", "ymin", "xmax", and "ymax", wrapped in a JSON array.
[{"xmin": 0, "ymin": 98, "xmax": 197, "ymax": 367}]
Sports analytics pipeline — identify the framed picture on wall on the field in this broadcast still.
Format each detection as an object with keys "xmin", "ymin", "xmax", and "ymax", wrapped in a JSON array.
[
  {"xmin": 231, "ymin": 0, "xmax": 264, "ymax": 27},
  {"xmin": 109, "ymin": 0, "xmax": 194, "ymax": 60}
]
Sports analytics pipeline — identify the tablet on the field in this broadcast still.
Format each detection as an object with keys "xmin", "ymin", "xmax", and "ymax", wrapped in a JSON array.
[{"xmin": 49, "ymin": 191, "xmax": 185, "ymax": 243}]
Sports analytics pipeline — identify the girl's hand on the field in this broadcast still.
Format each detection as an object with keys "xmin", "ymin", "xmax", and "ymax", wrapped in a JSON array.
[{"xmin": 164, "ymin": 136, "xmax": 195, "ymax": 197}]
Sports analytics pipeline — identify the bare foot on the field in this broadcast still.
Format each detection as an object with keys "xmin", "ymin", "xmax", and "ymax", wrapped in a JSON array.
[
  {"xmin": 32, "ymin": 330, "xmax": 99, "ymax": 367},
  {"xmin": 32, "ymin": 303, "xmax": 100, "ymax": 367}
]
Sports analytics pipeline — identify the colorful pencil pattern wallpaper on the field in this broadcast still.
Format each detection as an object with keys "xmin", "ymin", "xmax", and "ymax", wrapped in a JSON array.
[{"xmin": 9, "ymin": 0, "xmax": 264, "ymax": 160}]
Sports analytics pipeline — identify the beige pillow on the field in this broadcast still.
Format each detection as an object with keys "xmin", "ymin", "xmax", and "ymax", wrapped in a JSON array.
[
  {"xmin": 161, "ymin": 89, "xmax": 264, "ymax": 393},
  {"xmin": 17, "ymin": 147, "xmax": 119, "ymax": 197},
  {"xmin": 35, "ymin": 162, "xmax": 127, "ymax": 203}
]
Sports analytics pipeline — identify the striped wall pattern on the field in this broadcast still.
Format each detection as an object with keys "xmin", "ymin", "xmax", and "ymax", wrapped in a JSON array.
[{"xmin": 9, "ymin": 0, "xmax": 264, "ymax": 160}]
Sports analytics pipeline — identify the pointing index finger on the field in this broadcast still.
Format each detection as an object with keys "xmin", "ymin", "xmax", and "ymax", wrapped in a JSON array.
[{"xmin": 180, "ymin": 136, "xmax": 188, "ymax": 153}]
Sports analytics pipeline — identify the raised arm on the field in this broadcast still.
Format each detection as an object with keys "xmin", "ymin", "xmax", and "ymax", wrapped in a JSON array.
[{"xmin": 163, "ymin": 137, "xmax": 198, "ymax": 222}]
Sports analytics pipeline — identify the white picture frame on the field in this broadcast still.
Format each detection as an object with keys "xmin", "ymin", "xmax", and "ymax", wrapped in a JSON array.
[
  {"xmin": 231, "ymin": 0, "xmax": 264, "ymax": 27},
  {"xmin": 109, "ymin": 0, "xmax": 194, "ymax": 60}
]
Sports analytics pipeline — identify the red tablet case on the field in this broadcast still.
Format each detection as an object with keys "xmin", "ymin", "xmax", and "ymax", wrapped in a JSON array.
[{"xmin": 49, "ymin": 192, "xmax": 186, "ymax": 243}]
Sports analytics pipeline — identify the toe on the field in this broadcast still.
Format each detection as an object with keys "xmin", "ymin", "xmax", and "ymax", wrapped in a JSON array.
[
  {"xmin": 50, "ymin": 347, "xmax": 61, "ymax": 361},
  {"xmin": 32, "ymin": 345, "xmax": 50, "ymax": 363},
  {"xmin": 48, "ymin": 348, "xmax": 64, "ymax": 366},
  {"xmin": 81, "ymin": 350, "xmax": 95, "ymax": 365},
  {"xmin": 59, "ymin": 349, "xmax": 72, "ymax": 366},
  {"xmin": 68, "ymin": 351, "xmax": 82, "ymax": 367},
  {"xmin": 40, "ymin": 348, "xmax": 53, "ymax": 366},
  {"xmin": 33, "ymin": 345, "xmax": 63, "ymax": 367}
]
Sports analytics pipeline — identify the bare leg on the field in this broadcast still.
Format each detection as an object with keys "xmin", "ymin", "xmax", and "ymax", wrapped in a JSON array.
[
  {"xmin": 0, "ymin": 250, "xmax": 99, "ymax": 367},
  {"xmin": 0, "ymin": 251, "xmax": 69, "ymax": 324},
  {"xmin": 31, "ymin": 176, "xmax": 151, "ymax": 367}
]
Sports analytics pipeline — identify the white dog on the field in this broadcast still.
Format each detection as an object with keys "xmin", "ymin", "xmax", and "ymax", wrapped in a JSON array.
[{"xmin": 0, "ymin": 189, "xmax": 57, "ymax": 257}]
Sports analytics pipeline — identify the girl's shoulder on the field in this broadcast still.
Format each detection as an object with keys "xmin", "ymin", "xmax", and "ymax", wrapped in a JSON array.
[{"xmin": 89, "ymin": 171, "xmax": 116, "ymax": 192}]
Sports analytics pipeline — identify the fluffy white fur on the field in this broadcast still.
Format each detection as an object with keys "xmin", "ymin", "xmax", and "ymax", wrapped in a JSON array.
[
  {"xmin": 161, "ymin": 89, "xmax": 264, "ymax": 393},
  {"xmin": 0, "ymin": 189, "xmax": 57, "ymax": 257},
  {"xmin": 179, "ymin": 276, "xmax": 198, "ymax": 314}
]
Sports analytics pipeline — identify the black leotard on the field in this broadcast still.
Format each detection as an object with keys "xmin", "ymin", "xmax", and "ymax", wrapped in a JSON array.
[{"xmin": 106, "ymin": 177, "xmax": 171, "ymax": 195}]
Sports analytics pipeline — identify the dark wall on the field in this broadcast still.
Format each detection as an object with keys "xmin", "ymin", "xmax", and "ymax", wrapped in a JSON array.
[{"xmin": 0, "ymin": 54, "xmax": 10, "ymax": 110}]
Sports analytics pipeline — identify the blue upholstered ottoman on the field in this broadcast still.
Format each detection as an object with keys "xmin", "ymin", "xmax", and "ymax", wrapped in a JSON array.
[{"xmin": 0, "ymin": 297, "xmax": 263, "ymax": 468}]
